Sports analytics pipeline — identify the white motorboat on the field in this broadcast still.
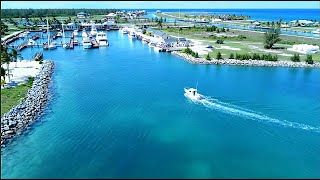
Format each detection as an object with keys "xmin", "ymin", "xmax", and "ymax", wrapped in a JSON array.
[
  {"xmin": 121, "ymin": 28, "xmax": 128, "ymax": 34},
  {"xmin": 142, "ymin": 38, "xmax": 149, "ymax": 44},
  {"xmin": 312, "ymin": 28, "xmax": 320, "ymax": 34},
  {"xmin": 148, "ymin": 42, "xmax": 156, "ymax": 48},
  {"xmin": 91, "ymin": 24, "xmax": 98, "ymax": 36},
  {"xmin": 96, "ymin": 31, "xmax": 109, "ymax": 46},
  {"xmin": 128, "ymin": 32, "xmax": 136, "ymax": 39},
  {"xmin": 74, "ymin": 37, "xmax": 79, "ymax": 45},
  {"xmin": 184, "ymin": 87, "xmax": 204, "ymax": 101},
  {"xmin": 73, "ymin": 29, "xmax": 79, "ymax": 37},
  {"xmin": 82, "ymin": 29, "xmax": 88, "ymax": 37},
  {"xmin": 82, "ymin": 37, "xmax": 92, "ymax": 49},
  {"xmin": 27, "ymin": 39, "xmax": 36, "ymax": 46},
  {"xmin": 56, "ymin": 31, "xmax": 63, "ymax": 37}
]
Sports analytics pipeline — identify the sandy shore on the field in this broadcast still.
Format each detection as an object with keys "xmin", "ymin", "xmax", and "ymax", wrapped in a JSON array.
[{"xmin": 1, "ymin": 60, "xmax": 41, "ymax": 88}]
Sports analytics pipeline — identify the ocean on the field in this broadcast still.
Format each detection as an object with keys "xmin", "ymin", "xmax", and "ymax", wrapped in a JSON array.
[{"xmin": 1, "ymin": 31, "xmax": 320, "ymax": 178}]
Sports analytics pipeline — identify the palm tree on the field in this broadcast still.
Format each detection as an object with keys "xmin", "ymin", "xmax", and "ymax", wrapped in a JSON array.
[
  {"xmin": 157, "ymin": 20, "xmax": 162, "ymax": 29},
  {"xmin": 10, "ymin": 48, "xmax": 20, "ymax": 68},
  {"xmin": 1, "ymin": 51, "xmax": 11, "ymax": 83}
]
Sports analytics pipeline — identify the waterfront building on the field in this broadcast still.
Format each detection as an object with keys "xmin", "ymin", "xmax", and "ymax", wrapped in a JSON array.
[{"xmin": 77, "ymin": 12, "xmax": 90, "ymax": 19}]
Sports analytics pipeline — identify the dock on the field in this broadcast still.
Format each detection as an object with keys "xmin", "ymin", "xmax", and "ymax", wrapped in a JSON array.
[
  {"xmin": 32, "ymin": 51, "xmax": 43, "ymax": 60},
  {"xmin": 69, "ymin": 39, "xmax": 74, "ymax": 49},
  {"xmin": 17, "ymin": 40, "xmax": 28, "ymax": 51},
  {"xmin": 32, "ymin": 34, "xmax": 41, "ymax": 40}
]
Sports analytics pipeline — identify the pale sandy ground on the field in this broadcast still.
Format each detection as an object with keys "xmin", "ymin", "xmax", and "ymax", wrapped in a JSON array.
[{"xmin": 1, "ymin": 60, "xmax": 41, "ymax": 88}]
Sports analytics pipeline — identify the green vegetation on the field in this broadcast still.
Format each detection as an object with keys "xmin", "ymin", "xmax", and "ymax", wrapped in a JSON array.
[
  {"xmin": 1, "ymin": 77, "xmax": 34, "ymax": 116},
  {"xmin": 216, "ymin": 39, "xmax": 224, "ymax": 44},
  {"xmin": 1, "ymin": 9, "xmax": 118, "ymax": 18},
  {"xmin": 264, "ymin": 27, "xmax": 281, "ymax": 49},
  {"xmin": 181, "ymin": 47, "xmax": 199, "ymax": 58},
  {"xmin": 216, "ymin": 51, "xmax": 223, "ymax": 60},
  {"xmin": 291, "ymin": 53, "xmax": 300, "ymax": 62},
  {"xmin": 229, "ymin": 53, "xmax": 234, "ymax": 59},
  {"xmin": 206, "ymin": 53, "xmax": 211, "ymax": 61},
  {"xmin": 305, "ymin": 54, "xmax": 313, "ymax": 64},
  {"xmin": 1, "ymin": 19, "xmax": 9, "ymax": 35},
  {"xmin": 235, "ymin": 53, "xmax": 278, "ymax": 61}
]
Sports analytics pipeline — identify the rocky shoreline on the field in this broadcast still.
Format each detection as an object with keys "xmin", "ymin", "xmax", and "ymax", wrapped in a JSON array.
[
  {"xmin": 1, "ymin": 60, "xmax": 55, "ymax": 148},
  {"xmin": 172, "ymin": 51, "xmax": 320, "ymax": 68}
]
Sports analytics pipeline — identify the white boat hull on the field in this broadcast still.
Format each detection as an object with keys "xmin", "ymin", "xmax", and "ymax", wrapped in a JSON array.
[
  {"xmin": 184, "ymin": 88, "xmax": 203, "ymax": 101},
  {"xmin": 98, "ymin": 41, "xmax": 109, "ymax": 46},
  {"xmin": 83, "ymin": 43, "xmax": 92, "ymax": 49}
]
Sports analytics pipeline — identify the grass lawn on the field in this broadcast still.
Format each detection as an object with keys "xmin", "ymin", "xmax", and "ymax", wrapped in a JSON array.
[{"xmin": 1, "ymin": 77, "xmax": 34, "ymax": 117}]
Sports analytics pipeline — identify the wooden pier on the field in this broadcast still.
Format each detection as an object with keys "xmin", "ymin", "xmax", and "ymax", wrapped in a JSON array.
[
  {"xmin": 69, "ymin": 39, "xmax": 74, "ymax": 49},
  {"xmin": 17, "ymin": 40, "xmax": 28, "ymax": 51},
  {"xmin": 32, "ymin": 51, "xmax": 43, "ymax": 60}
]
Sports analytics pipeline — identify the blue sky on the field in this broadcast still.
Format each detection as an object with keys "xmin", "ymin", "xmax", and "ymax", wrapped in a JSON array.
[{"xmin": 1, "ymin": 1, "xmax": 319, "ymax": 9}]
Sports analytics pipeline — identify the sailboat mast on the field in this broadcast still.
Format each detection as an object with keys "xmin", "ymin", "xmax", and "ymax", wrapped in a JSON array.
[
  {"xmin": 62, "ymin": 20, "xmax": 65, "ymax": 44},
  {"xmin": 47, "ymin": 17, "xmax": 50, "ymax": 44}
]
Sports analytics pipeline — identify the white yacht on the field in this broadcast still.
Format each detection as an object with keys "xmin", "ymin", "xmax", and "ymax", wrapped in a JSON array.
[
  {"xmin": 73, "ymin": 29, "xmax": 79, "ymax": 37},
  {"xmin": 82, "ymin": 29, "xmax": 88, "ymax": 37},
  {"xmin": 96, "ymin": 31, "xmax": 109, "ymax": 46},
  {"xmin": 91, "ymin": 25, "xmax": 98, "ymax": 36},
  {"xmin": 121, "ymin": 28, "xmax": 128, "ymax": 34},
  {"xmin": 82, "ymin": 37, "xmax": 92, "ymax": 49},
  {"xmin": 184, "ymin": 88, "xmax": 204, "ymax": 101}
]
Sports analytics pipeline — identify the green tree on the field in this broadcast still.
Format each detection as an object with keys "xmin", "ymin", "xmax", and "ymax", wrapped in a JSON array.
[
  {"xmin": 291, "ymin": 53, "xmax": 300, "ymax": 62},
  {"xmin": 1, "ymin": 51, "xmax": 11, "ymax": 82},
  {"xmin": 10, "ymin": 49, "xmax": 21, "ymax": 68},
  {"xmin": 264, "ymin": 27, "xmax": 281, "ymax": 49},
  {"xmin": 206, "ymin": 53, "xmax": 211, "ymax": 61},
  {"xmin": 0, "ymin": 19, "xmax": 9, "ymax": 35},
  {"xmin": 216, "ymin": 51, "xmax": 222, "ymax": 60},
  {"xmin": 305, "ymin": 54, "xmax": 313, "ymax": 64},
  {"xmin": 229, "ymin": 53, "xmax": 234, "ymax": 59},
  {"xmin": 195, "ymin": 52, "xmax": 199, "ymax": 58}
]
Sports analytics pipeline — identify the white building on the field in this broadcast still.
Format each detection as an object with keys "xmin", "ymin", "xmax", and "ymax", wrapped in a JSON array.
[
  {"xmin": 287, "ymin": 44, "xmax": 319, "ymax": 54},
  {"xmin": 105, "ymin": 13, "xmax": 116, "ymax": 22},
  {"xmin": 290, "ymin": 20, "xmax": 314, "ymax": 27},
  {"xmin": 77, "ymin": 12, "xmax": 90, "ymax": 19}
]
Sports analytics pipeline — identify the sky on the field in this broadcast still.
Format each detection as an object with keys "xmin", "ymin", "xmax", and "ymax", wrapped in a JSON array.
[{"xmin": 1, "ymin": 1, "xmax": 319, "ymax": 9}]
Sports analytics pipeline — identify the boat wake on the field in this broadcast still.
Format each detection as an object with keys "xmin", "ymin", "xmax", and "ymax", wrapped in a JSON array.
[{"xmin": 188, "ymin": 94, "xmax": 320, "ymax": 133}]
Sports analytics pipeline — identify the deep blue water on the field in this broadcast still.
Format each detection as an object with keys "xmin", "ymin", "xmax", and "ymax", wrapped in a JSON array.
[
  {"xmin": 142, "ymin": 9, "xmax": 320, "ymax": 22},
  {"xmin": 1, "ymin": 31, "xmax": 320, "ymax": 178}
]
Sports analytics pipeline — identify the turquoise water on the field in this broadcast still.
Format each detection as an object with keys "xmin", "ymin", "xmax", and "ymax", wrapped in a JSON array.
[{"xmin": 2, "ymin": 31, "xmax": 320, "ymax": 178}]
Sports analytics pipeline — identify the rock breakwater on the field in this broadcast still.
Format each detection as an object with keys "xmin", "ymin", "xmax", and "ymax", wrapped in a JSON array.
[
  {"xmin": 1, "ymin": 60, "xmax": 54, "ymax": 147},
  {"xmin": 172, "ymin": 51, "xmax": 320, "ymax": 68}
]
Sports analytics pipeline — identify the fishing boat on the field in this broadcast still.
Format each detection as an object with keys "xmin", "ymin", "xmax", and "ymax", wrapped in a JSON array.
[
  {"xmin": 184, "ymin": 88, "xmax": 203, "ymax": 101},
  {"xmin": 96, "ymin": 31, "xmax": 109, "ymax": 46},
  {"xmin": 82, "ymin": 37, "xmax": 92, "ymax": 49}
]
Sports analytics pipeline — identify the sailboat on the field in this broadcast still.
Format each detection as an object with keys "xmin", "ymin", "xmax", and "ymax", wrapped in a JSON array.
[
  {"xmin": 44, "ymin": 17, "xmax": 57, "ymax": 50},
  {"xmin": 62, "ymin": 22, "xmax": 70, "ymax": 49}
]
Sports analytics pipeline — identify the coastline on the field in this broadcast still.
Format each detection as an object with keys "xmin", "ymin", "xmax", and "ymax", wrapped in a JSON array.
[
  {"xmin": 171, "ymin": 51, "xmax": 320, "ymax": 68},
  {"xmin": 1, "ymin": 60, "xmax": 55, "ymax": 147}
]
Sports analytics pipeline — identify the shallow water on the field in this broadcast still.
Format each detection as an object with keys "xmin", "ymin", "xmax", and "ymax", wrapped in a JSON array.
[{"xmin": 1, "ymin": 31, "xmax": 320, "ymax": 178}]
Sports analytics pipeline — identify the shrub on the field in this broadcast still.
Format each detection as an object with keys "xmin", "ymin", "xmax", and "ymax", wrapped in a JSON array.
[
  {"xmin": 305, "ymin": 54, "xmax": 313, "ymax": 64},
  {"xmin": 206, "ymin": 53, "xmax": 211, "ymax": 61},
  {"xmin": 229, "ymin": 53, "xmax": 234, "ymax": 59},
  {"xmin": 39, "ymin": 60, "xmax": 43, "ymax": 64},
  {"xmin": 291, "ymin": 53, "xmax": 300, "ymax": 62},
  {"xmin": 235, "ymin": 53, "xmax": 241, "ymax": 60},
  {"xmin": 216, "ymin": 51, "xmax": 222, "ymax": 60},
  {"xmin": 195, "ymin": 52, "xmax": 199, "ymax": 58},
  {"xmin": 216, "ymin": 39, "xmax": 224, "ymax": 44}
]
